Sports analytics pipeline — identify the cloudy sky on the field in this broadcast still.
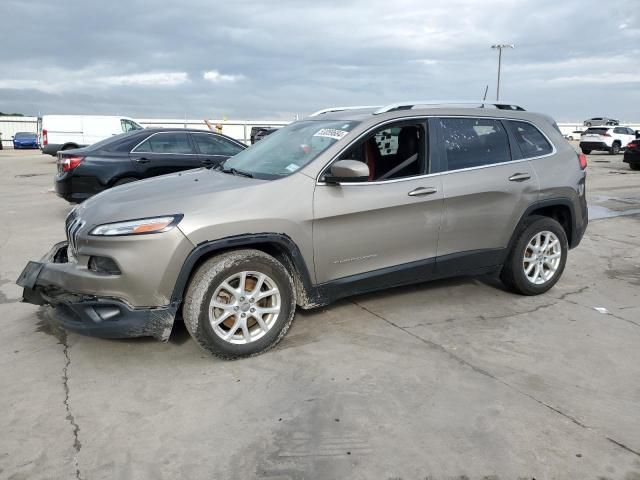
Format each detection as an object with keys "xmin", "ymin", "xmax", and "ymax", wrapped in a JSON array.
[{"xmin": 2, "ymin": 0, "xmax": 639, "ymax": 121}]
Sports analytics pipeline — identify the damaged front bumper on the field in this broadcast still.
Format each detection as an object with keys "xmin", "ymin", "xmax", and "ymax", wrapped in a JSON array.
[{"xmin": 17, "ymin": 242, "xmax": 176, "ymax": 341}]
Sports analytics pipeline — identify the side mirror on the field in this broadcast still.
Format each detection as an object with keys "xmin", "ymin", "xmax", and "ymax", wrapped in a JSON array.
[
  {"xmin": 324, "ymin": 160, "xmax": 369, "ymax": 183},
  {"xmin": 636, "ymin": 130, "xmax": 640, "ymax": 139}
]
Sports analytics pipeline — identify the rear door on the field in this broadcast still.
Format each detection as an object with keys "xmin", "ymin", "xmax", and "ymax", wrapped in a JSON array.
[
  {"xmin": 129, "ymin": 131, "xmax": 200, "ymax": 177},
  {"xmin": 191, "ymin": 132, "xmax": 245, "ymax": 167},
  {"xmin": 435, "ymin": 117, "xmax": 541, "ymax": 274}
]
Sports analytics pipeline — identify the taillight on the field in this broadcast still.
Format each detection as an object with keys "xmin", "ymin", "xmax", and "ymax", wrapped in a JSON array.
[
  {"xmin": 42, "ymin": 129, "xmax": 48, "ymax": 145},
  {"xmin": 628, "ymin": 142, "xmax": 638, "ymax": 150},
  {"xmin": 59, "ymin": 156, "xmax": 84, "ymax": 172},
  {"xmin": 578, "ymin": 153, "xmax": 587, "ymax": 170}
]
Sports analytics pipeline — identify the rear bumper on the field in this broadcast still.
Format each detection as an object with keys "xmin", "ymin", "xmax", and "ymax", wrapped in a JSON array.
[
  {"xmin": 579, "ymin": 141, "xmax": 610, "ymax": 151},
  {"xmin": 54, "ymin": 175, "xmax": 94, "ymax": 203},
  {"xmin": 17, "ymin": 242, "xmax": 177, "ymax": 340},
  {"xmin": 623, "ymin": 152, "xmax": 640, "ymax": 164},
  {"xmin": 42, "ymin": 144, "xmax": 62, "ymax": 156}
]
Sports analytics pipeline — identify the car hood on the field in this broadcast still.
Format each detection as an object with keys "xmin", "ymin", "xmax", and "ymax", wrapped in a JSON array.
[{"xmin": 76, "ymin": 168, "xmax": 267, "ymax": 228}]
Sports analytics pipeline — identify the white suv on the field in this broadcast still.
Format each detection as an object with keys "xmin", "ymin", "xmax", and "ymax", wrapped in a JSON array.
[{"xmin": 579, "ymin": 126, "xmax": 636, "ymax": 155}]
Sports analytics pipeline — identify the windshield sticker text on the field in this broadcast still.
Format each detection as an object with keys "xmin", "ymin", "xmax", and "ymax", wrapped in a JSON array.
[{"xmin": 313, "ymin": 129, "xmax": 349, "ymax": 140}]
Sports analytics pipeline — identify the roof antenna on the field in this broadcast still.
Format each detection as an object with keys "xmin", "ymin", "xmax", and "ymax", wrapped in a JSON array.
[{"xmin": 482, "ymin": 85, "xmax": 489, "ymax": 107}]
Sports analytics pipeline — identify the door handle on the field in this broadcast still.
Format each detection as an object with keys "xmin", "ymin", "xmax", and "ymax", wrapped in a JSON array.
[
  {"xmin": 508, "ymin": 172, "xmax": 531, "ymax": 182},
  {"xmin": 408, "ymin": 187, "xmax": 438, "ymax": 197},
  {"xmin": 134, "ymin": 157, "xmax": 150, "ymax": 164}
]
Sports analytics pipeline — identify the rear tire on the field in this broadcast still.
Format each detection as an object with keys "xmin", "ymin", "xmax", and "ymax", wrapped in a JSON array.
[
  {"xmin": 610, "ymin": 142, "xmax": 620, "ymax": 155},
  {"xmin": 501, "ymin": 216, "xmax": 568, "ymax": 296},
  {"xmin": 183, "ymin": 249, "xmax": 296, "ymax": 359},
  {"xmin": 585, "ymin": 122, "xmax": 592, "ymax": 127},
  {"xmin": 61, "ymin": 143, "xmax": 78, "ymax": 151},
  {"xmin": 581, "ymin": 149, "xmax": 591, "ymax": 154},
  {"xmin": 630, "ymin": 163, "xmax": 640, "ymax": 171}
]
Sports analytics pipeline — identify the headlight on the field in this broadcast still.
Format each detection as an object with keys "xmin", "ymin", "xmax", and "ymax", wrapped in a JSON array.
[{"xmin": 89, "ymin": 215, "xmax": 183, "ymax": 236}]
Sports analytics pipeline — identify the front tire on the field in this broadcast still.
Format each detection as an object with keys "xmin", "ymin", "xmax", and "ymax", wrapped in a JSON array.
[
  {"xmin": 183, "ymin": 249, "xmax": 296, "ymax": 359},
  {"xmin": 630, "ymin": 163, "xmax": 640, "ymax": 171},
  {"xmin": 501, "ymin": 216, "xmax": 568, "ymax": 296}
]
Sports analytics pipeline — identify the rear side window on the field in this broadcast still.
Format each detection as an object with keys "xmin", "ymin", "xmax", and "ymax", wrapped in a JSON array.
[
  {"xmin": 439, "ymin": 118, "xmax": 511, "ymax": 171},
  {"xmin": 192, "ymin": 133, "xmax": 243, "ymax": 156},
  {"xmin": 133, "ymin": 132, "xmax": 194, "ymax": 154},
  {"xmin": 510, "ymin": 121, "xmax": 553, "ymax": 158}
]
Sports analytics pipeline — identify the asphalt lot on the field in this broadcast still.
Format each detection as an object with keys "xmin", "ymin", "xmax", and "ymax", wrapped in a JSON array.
[{"xmin": 0, "ymin": 147, "xmax": 639, "ymax": 480}]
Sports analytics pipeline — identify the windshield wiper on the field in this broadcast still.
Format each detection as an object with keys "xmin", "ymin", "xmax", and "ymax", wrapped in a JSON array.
[{"xmin": 222, "ymin": 167, "xmax": 254, "ymax": 178}]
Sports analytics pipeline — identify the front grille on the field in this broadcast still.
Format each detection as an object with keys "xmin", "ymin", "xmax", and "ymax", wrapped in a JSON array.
[{"xmin": 65, "ymin": 211, "xmax": 85, "ymax": 256}]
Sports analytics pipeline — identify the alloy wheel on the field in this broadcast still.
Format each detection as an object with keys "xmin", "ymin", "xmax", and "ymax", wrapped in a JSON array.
[
  {"xmin": 208, "ymin": 271, "xmax": 281, "ymax": 344},
  {"xmin": 522, "ymin": 231, "xmax": 562, "ymax": 285}
]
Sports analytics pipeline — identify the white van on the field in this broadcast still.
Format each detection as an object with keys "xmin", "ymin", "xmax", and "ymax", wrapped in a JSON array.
[{"xmin": 39, "ymin": 115, "xmax": 143, "ymax": 156}]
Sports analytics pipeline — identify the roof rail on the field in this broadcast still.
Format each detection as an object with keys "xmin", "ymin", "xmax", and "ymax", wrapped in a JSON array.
[
  {"xmin": 373, "ymin": 100, "xmax": 525, "ymax": 114},
  {"xmin": 309, "ymin": 105, "xmax": 381, "ymax": 117}
]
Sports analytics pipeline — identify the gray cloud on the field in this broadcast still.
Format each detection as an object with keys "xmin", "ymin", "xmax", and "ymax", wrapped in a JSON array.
[{"xmin": 2, "ymin": 0, "xmax": 639, "ymax": 121}]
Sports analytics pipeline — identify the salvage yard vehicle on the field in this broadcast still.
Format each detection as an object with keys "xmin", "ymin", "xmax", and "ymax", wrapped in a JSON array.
[
  {"xmin": 623, "ymin": 138, "xmax": 640, "ymax": 170},
  {"xmin": 17, "ymin": 101, "xmax": 588, "ymax": 359},
  {"xmin": 579, "ymin": 126, "xmax": 636, "ymax": 155},
  {"xmin": 583, "ymin": 117, "xmax": 619, "ymax": 127},
  {"xmin": 55, "ymin": 128, "xmax": 246, "ymax": 203},
  {"xmin": 39, "ymin": 115, "xmax": 144, "ymax": 156},
  {"xmin": 12, "ymin": 132, "xmax": 39, "ymax": 149},
  {"xmin": 250, "ymin": 126, "xmax": 279, "ymax": 144}
]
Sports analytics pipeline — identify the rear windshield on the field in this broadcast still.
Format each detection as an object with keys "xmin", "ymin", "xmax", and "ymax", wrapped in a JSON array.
[
  {"xmin": 15, "ymin": 132, "xmax": 36, "ymax": 138},
  {"xmin": 584, "ymin": 128, "xmax": 610, "ymax": 135}
]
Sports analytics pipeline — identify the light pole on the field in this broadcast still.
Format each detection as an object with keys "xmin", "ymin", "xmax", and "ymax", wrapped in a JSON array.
[{"xmin": 491, "ymin": 44, "xmax": 514, "ymax": 101}]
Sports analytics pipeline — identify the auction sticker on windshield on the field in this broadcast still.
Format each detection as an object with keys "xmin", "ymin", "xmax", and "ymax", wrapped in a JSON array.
[{"xmin": 313, "ymin": 128, "xmax": 349, "ymax": 140}]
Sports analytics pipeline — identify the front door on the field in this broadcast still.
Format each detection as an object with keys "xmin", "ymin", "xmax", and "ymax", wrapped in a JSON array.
[
  {"xmin": 312, "ymin": 120, "xmax": 443, "ymax": 285},
  {"xmin": 129, "ymin": 131, "xmax": 200, "ymax": 177}
]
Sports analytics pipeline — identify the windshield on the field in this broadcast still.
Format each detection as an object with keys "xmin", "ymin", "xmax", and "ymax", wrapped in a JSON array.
[
  {"xmin": 15, "ymin": 132, "xmax": 36, "ymax": 139},
  {"xmin": 222, "ymin": 120, "xmax": 360, "ymax": 179}
]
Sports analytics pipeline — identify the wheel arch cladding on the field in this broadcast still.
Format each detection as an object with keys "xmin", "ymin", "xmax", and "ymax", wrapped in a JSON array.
[
  {"xmin": 170, "ymin": 234, "xmax": 316, "ymax": 309},
  {"xmin": 510, "ymin": 199, "xmax": 577, "ymax": 251},
  {"xmin": 528, "ymin": 203, "xmax": 573, "ymax": 243}
]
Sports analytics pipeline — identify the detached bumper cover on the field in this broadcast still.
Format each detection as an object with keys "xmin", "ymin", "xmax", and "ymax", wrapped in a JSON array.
[{"xmin": 17, "ymin": 242, "xmax": 176, "ymax": 341}]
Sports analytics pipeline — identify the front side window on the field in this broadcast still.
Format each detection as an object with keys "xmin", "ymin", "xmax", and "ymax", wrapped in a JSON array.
[
  {"xmin": 133, "ymin": 132, "xmax": 194, "ymax": 154},
  {"xmin": 222, "ymin": 120, "xmax": 359, "ymax": 179},
  {"xmin": 336, "ymin": 123, "xmax": 425, "ymax": 181},
  {"xmin": 192, "ymin": 133, "xmax": 243, "ymax": 156},
  {"xmin": 439, "ymin": 118, "xmax": 511, "ymax": 171},
  {"xmin": 510, "ymin": 121, "xmax": 553, "ymax": 158}
]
